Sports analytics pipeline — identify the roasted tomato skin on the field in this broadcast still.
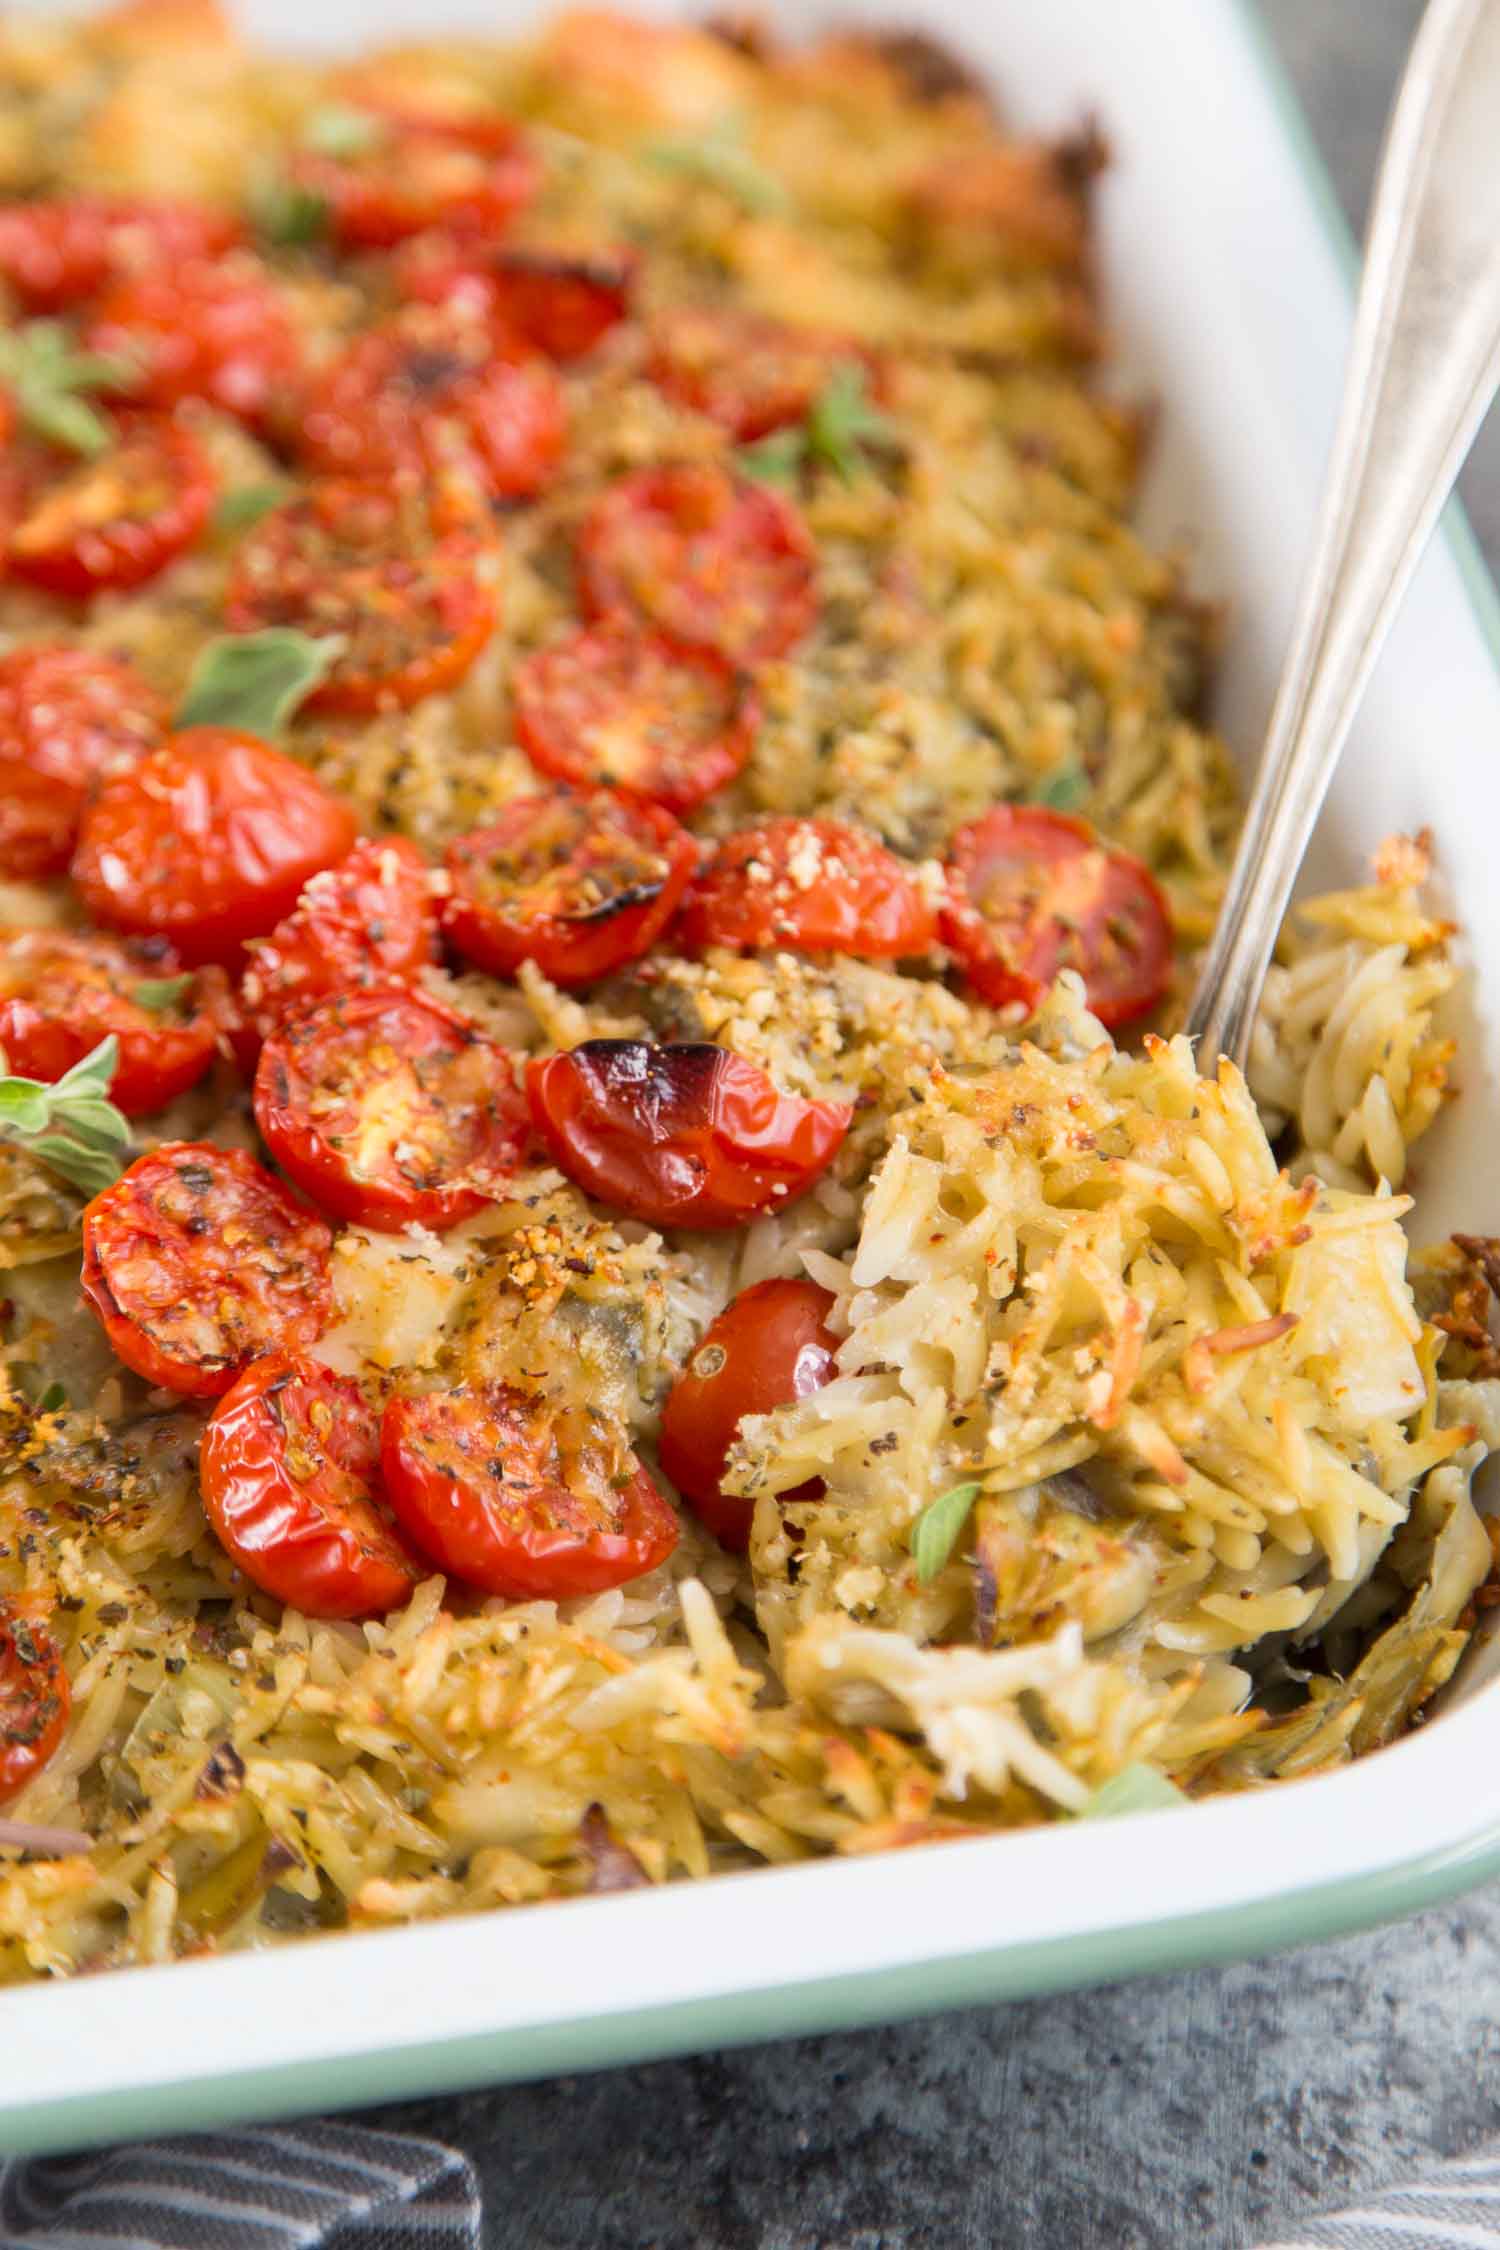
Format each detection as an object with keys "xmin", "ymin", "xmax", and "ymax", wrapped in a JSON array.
[
  {"xmin": 648, "ymin": 304, "xmax": 866, "ymax": 441},
  {"xmin": 0, "ymin": 195, "xmax": 242, "ymax": 312},
  {"xmin": 201, "ymin": 1354, "xmax": 422, "ymax": 1621},
  {"xmin": 397, "ymin": 237, "xmax": 636, "ymax": 360},
  {"xmin": 80, "ymin": 1143, "xmax": 334, "ymax": 1397},
  {"xmin": 72, "ymin": 729, "xmax": 359, "ymax": 967},
  {"xmin": 0, "ymin": 929, "xmax": 221, "ymax": 1116},
  {"xmin": 240, "ymin": 836, "xmax": 438, "ymax": 1048},
  {"xmin": 381, "ymin": 1382, "xmax": 679, "ymax": 1599},
  {"xmin": 0, "ymin": 1602, "xmax": 69, "ymax": 1801},
  {"xmin": 8, "ymin": 418, "xmax": 216, "ymax": 598},
  {"xmin": 677, "ymin": 817, "xmax": 939, "ymax": 959},
  {"xmin": 942, "ymin": 804, "xmax": 1174, "ymax": 1027},
  {"xmin": 289, "ymin": 121, "xmax": 539, "ymax": 250},
  {"xmin": 297, "ymin": 308, "xmax": 565, "ymax": 505},
  {"xmin": 577, "ymin": 462, "xmax": 817, "ymax": 666},
  {"xmin": 0, "ymin": 647, "xmax": 161, "ymax": 880},
  {"xmin": 525, "ymin": 1041, "xmax": 852, "ymax": 1230},
  {"xmin": 513, "ymin": 622, "xmax": 757, "ymax": 814},
  {"xmin": 83, "ymin": 254, "xmax": 300, "ymax": 426},
  {"xmin": 442, "ymin": 790, "xmax": 697, "ymax": 988},
  {"xmin": 659, "ymin": 1278, "xmax": 838, "ymax": 1549},
  {"xmin": 224, "ymin": 483, "xmax": 497, "ymax": 715},
  {"xmin": 254, "ymin": 985, "xmax": 529, "ymax": 1233}
]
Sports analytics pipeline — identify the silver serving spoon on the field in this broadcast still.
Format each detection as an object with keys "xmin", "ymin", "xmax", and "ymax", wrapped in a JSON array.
[{"xmin": 1187, "ymin": 0, "xmax": 1500, "ymax": 1069}]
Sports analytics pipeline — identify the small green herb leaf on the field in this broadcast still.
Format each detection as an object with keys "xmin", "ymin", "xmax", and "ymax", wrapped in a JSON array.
[
  {"xmin": 0, "ymin": 324, "xmax": 139, "ymax": 458},
  {"xmin": 1032, "ymin": 764, "xmax": 1090, "ymax": 813},
  {"xmin": 1078, "ymin": 1764, "xmax": 1188, "ymax": 1820},
  {"xmin": 643, "ymin": 122, "xmax": 789, "ymax": 216},
  {"xmin": 251, "ymin": 175, "xmax": 329, "ymax": 246},
  {"xmin": 911, "ymin": 1481, "xmax": 981, "ymax": 1584},
  {"xmin": 0, "ymin": 1037, "xmax": 131, "ymax": 1198},
  {"xmin": 176, "ymin": 629, "xmax": 342, "ymax": 738},
  {"xmin": 805, "ymin": 363, "xmax": 897, "ymax": 485},
  {"xmin": 132, "ymin": 974, "xmax": 195, "ymax": 1013},
  {"xmin": 213, "ymin": 483, "xmax": 290, "ymax": 535},
  {"xmin": 302, "ymin": 102, "xmax": 385, "ymax": 159},
  {"xmin": 738, "ymin": 429, "xmax": 805, "ymax": 487},
  {"xmin": 36, "ymin": 1382, "xmax": 67, "ymax": 1415}
]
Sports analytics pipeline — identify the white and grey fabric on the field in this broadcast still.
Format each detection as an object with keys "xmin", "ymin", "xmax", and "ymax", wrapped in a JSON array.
[
  {"xmin": 0, "ymin": 2124, "xmax": 480, "ymax": 2250},
  {"xmin": 1253, "ymin": 2150, "xmax": 1500, "ymax": 2249}
]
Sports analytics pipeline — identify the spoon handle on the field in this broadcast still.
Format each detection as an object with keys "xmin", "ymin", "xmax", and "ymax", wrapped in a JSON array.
[{"xmin": 1186, "ymin": 0, "xmax": 1500, "ymax": 1069}]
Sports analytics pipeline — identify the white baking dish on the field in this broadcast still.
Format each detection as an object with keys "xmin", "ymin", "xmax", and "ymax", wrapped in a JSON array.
[{"xmin": 5, "ymin": 0, "xmax": 1500, "ymax": 2155}]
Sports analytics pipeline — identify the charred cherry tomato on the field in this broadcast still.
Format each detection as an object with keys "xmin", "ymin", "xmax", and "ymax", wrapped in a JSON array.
[
  {"xmin": 0, "ymin": 928, "xmax": 221, "ymax": 1116},
  {"xmin": 659, "ymin": 1277, "xmax": 838, "ymax": 1549},
  {"xmin": 443, "ymin": 790, "xmax": 696, "ymax": 989},
  {"xmin": 526, "ymin": 1040, "xmax": 851, "ymax": 1230},
  {"xmin": 0, "ymin": 647, "xmax": 161, "ymax": 880},
  {"xmin": 381, "ymin": 1382, "xmax": 678, "ymax": 1599},
  {"xmin": 72, "ymin": 728, "xmax": 358, "ymax": 967},
  {"xmin": 513, "ymin": 621, "xmax": 756, "ymax": 814},
  {"xmin": 201, "ymin": 1354, "xmax": 422, "ymax": 1620},
  {"xmin": 84, "ymin": 255, "xmax": 300, "ymax": 427},
  {"xmin": 649, "ymin": 305, "xmax": 866, "ymax": 442},
  {"xmin": 677, "ymin": 816, "xmax": 938, "ymax": 959},
  {"xmin": 942, "ymin": 804, "xmax": 1173, "ymax": 1027},
  {"xmin": 0, "ymin": 1601, "xmax": 69, "ymax": 1801},
  {"xmin": 254, "ymin": 986, "xmax": 528, "ymax": 1233},
  {"xmin": 397, "ymin": 237, "xmax": 636, "ymax": 361},
  {"xmin": 224, "ymin": 482, "xmax": 497, "ymax": 715},
  {"xmin": 81, "ymin": 1143, "xmax": 334, "ymax": 1396},
  {"xmin": 578, "ymin": 462, "xmax": 817, "ymax": 666},
  {"xmin": 0, "ymin": 194, "xmax": 242, "ymax": 312},
  {"xmin": 240, "ymin": 836, "xmax": 438, "ymax": 1050},
  {"xmin": 297, "ymin": 306, "xmax": 565, "ymax": 505},
  {"xmin": 8, "ymin": 417, "xmax": 216, "ymax": 598},
  {"xmin": 289, "ymin": 117, "xmax": 539, "ymax": 251}
]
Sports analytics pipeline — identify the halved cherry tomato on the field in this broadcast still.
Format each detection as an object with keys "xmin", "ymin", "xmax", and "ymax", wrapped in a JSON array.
[
  {"xmin": 397, "ymin": 236, "xmax": 636, "ymax": 361},
  {"xmin": 289, "ymin": 119, "xmax": 539, "ymax": 251},
  {"xmin": 442, "ymin": 790, "xmax": 696, "ymax": 988},
  {"xmin": 578, "ymin": 463, "xmax": 817, "ymax": 666},
  {"xmin": 83, "ymin": 254, "xmax": 300, "ymax": 426},
  {"xmin": 224, "ymin": 482, "xmax": 497, "ymax": 715},
  {"xmin": 240, "ymin": 836, "xmax": 438, "ymax": 1048},
  {"xmin": 0, "ymin": 928, "xmax": 221, "ymax": 1116},
  {"xmin": 677, "ymin": 817, "xmax": 938, "ymax": 959},
  {"xmin": 942, "ymin": 804, "xmax": 1173, "ymax": 1027},
  {"xmin": 7, "ymin": 417, "xmax": 216, "ymax": 598},
  {"xmin": 254, "ymin": 986, "xmax": 528, "ymax": 1232},
  {"xmin": 81, "ymin": 1143, "xmax": 334, "ymax": 1396},
  {"xmin": 381, "ymin": 1382, "xmax": 678, "ymax": 1598},
  {"xmin": 72, "ymin": 728, "xmax": 358, "ymax": 967},
  {"xmin": 0, "ymin": 1601, "xmax": 69, "ymax": 1801},
  {"xmin": 201, "ymin": 1353, "xmax": 422, "ymax": 1620},
  {"xmin": 0, "ymin": 194, "xmax": 242, "ymax": 313},
  {"xmin": 525, "ymin": 1041, "xmax": 851, "ymax": 1229},
  {"xmin": 297, "ymin": 306, "xmax": 565, "ymax": 504},
  {"xmin": 649, "ymin": 305, "xmax": 865, "ymax": 441},
  {"xmin": 513, "ymin": 622, "xmax": 756, "ymax": 814},
  {"xmin": 659, "ymin": 1277, "xmax": 838, "ymax": 1549},
  {"xmin": 0, "ymin": 647, "xmax": 162, "ymax": 880}
]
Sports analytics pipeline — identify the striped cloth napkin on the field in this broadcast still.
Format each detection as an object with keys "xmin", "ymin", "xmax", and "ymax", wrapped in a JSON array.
[{"xmin": 3, "ymin": 2118, "xmax": 1499, "ymax": 2246}]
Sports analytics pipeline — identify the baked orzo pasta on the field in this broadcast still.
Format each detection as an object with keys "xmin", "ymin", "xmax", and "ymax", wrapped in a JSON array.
[{"xmin": 0, "ymin": 0, "xmax": 1489, "ymax": 1983}]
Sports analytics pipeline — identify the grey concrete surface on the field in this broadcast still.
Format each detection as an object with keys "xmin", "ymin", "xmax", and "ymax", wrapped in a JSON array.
[{"xmin": 352, "ymin": 9, "xmax": 1500, "ymax": 2244}]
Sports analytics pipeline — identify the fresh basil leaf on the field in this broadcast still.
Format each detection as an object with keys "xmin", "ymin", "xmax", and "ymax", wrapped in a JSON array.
[
  {"xmin": 252, "ymin": 176, "xmax": 329, "ymax": 246},
  {"xmin": 176, "ymin": 629, "xmax": 342, "ymax": 738},
  {"xmin": 36, "ymin": 1382, "xmax": 67, "ymax": 1415},
  {"xmin": 302, "ymin": 102, "xmax": 384, "ymax": 158},
  {"xmin": 1032, "ymin": 764, "xmax": 1090, "ymax": 812},
  {"xmin": 0, "ymin": 327, "xmax": 139, "ymax": 458},
  {"xmin": 1078, "ymin": 1764, "xmax": 1188, "ymax": 1819},
  {"xmin": 0, "ymin": 1038, "xmax": 131, "ymax": 1197},
  {"xmin": 213, "ymin": 483, "xmax": 289, "ymax": 534},
  {"xmin": 51, "ymin": 1037, "xmax": 120, "ymax": 1105},
  {"xmin": 15, "ymin": 384, "xmax": 111, "ymax": 456},
  {"xmin": 738, "ymin": 430, "xmax": 805, "ymax": 487},
  {"xmin": 806, "ymin": 363, "xmax": 896, "ymax": 485},
  {"xmin": 47, "ymin": 1099, "xmax": 131, "ymax": 1150},
  {"xmin": 644, "ymin": 125, "xmax": 788, "ymax": 216},
  {"xmin": 22, "ymin": 1131, "xmax": 124, "ymax": 1197},
  {"xmin": 132, "ymin": 974, "xmax": 195, "ymax": 1013},
  {"xmin": 0, "ymin": 1082, "xmax": 50, "ymax": 1135},
  {"xmin": 911, "ymin": 1480, "xmax": 981, "ymax": 1584}
]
